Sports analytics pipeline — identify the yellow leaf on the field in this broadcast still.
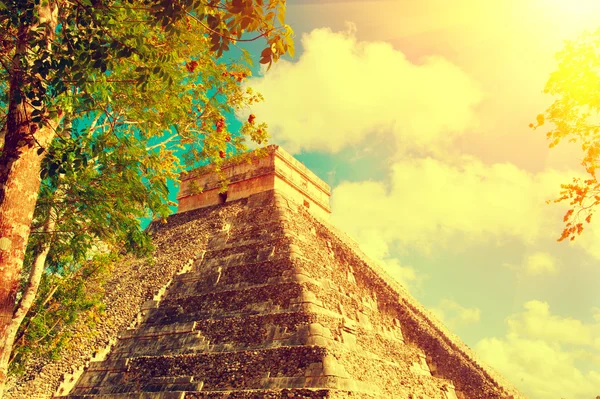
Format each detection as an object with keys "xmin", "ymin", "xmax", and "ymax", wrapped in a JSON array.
[{"xmin": 536, "ymin": 114, "xmax": 545, "ymax": 126}]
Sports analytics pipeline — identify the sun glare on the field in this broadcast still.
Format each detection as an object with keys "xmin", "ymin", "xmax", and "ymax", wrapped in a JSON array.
[{"xmin": 546, "ymin": 0, "xmax": 600, "ymax": 19}]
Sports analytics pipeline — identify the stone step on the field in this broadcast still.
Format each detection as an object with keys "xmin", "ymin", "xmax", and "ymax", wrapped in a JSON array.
[
  {"xmin": 64, "ymin": 392, "xmax": 184, "ymax": 399},
  {"xmin": 183, "ymin": 389, "xmax": 381, "ymax": 399},
  {"xmin": 145, "ymin": 282, "xmax": 306, "ymax": 326},
  {"xmin": 68, "ymin": 328, "xmax": 446, "ymax": 398},
  {"xmin": 118, "ymin": 322, "xmax": 198, "ymax": 340},
  {"xmin": 167, "ymin": 259, "xmax": 304, "ymax": 299},
  {"xmin": 73, "ymin": 346, "xmax": 366, "ymax": 395},
  {"xmin": 64, "ymin": 388, "xmax": 383, "ymax": 399},
  {"xmin": 144, "ymin": 279, "xmax": 394, "ymax": 342},
  {"xmin": 225, "ymin": 220, "xmax": 285, "ymax": 242},
  {"xmin": 200, "ymin": 238, "xmax": 291, "ymax": 269},
  {"xmin": 110, "ymin": 313, "xmax": 338, "ymax": 358},
  {"xmin": 168, "ymin": 266, "xmax": 322, "ymax": 301},
  {"xmin": 69, "ymin": 346, "xmax": 368, "ymax": 396},
  {"xmin": 204, "ymin": 223, "xmax": 288, "ymax": 250},
  {"xmin": 109, "ymin": 312, "xmax": 417, "ymax": 368},
  {"xmin": 73, "ymin": 346, "xmax": 447, "ymax": 398}
]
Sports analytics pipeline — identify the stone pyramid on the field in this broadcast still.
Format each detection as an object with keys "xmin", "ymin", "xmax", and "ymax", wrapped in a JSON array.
[{"xmin": 60, "ymin": 146, "xmax": 523, "ymax": 399}]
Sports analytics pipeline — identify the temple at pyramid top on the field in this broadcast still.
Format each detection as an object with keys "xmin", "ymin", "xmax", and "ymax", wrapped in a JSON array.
[{"xmin": 176, "ymin": 145, "xmax": 331, "ymax": 219}]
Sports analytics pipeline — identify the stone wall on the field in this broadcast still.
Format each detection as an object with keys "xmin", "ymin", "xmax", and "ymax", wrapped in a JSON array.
[
  {"xmin": 177, "ymin": 145, "xmax": 331, "ymax": 220},
  {"xmin": 308, "ymin": 209, "xmax": 524, "ymax": 399}
]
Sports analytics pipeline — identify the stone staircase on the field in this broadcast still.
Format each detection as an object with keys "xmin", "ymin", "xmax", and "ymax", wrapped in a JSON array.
[
  {"xmin": 57, "ymin": 188, "xmax": 518, "ymax": 399},
  {"xmin": 58, "ymin": 192, "xmax": 465, "ymax": 398}
]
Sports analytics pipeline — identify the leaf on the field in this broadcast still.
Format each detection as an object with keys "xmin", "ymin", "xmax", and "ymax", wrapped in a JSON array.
[
  {"xmin": 536, "ymin": 114, "xmax": 545, "ymax": 126},
  {"xmin": 230, "ymin": 0, "xmax": 243, "ymax": 13},
  {"xmin": 277, "ymin": 10, "xmax": 285, "ymax": 26},
  {"xmin": 240, "ymin": 16, "xmax": 251, "ymax": 30},
  {"xmin": 260, "ymin": 47, "xmax": 272, "ymax": 58},
  {"xmin": 207, "ymin": 14, "xmax": 219, "ymax": 28}
]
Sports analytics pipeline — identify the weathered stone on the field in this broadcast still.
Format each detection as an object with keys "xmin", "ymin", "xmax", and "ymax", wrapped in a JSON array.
[
  {"xmin": 177, "ymin": 146, "xmax": 330, "ymax": 220},
  {"xmin": 7, "ymin": 146, "xmax": 524, "ymax": 399}
]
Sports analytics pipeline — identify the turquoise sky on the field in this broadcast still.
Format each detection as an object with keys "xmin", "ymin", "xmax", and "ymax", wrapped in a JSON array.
[{"xmin": 208, "ymin": 1, "xmax": 600, "ymax": 398}]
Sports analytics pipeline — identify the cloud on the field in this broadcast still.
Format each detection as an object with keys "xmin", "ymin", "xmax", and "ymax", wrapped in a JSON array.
[
  {"xmin": 331, "ymin": 156, "xmax": 573, "ymax": 253},
  {"xmin": 431, "ymin": 298, "xmax": 481, "ymax": 329},
  {"xmin": 242, "ymin": 26, "xmax": 481, "ymax": 154},
  {"xmin": 477, "ymin": 336, "xmax": 600, "ymax": 399},
  {"xmin": 505, "ymin": 252, "xmax": 559, "ymax": 276},
  {"xmin": 476, "ymin": 301, "xmax": 600, "ymax": 399},
  {"xmin": 568, "ymin": 222, "xmax": 600, "ymax": 261},
  {"xmin": 524, "ymin": 252, "xmax": 557, "ymax": 275},
  {"xmin": 593, "ymin": 307, "xmax": 600, "ymax": 322},
  {"xmin": 504, "ymin": 300, "xmax": 598, "ymax": 347},
  {"xmin": 350, "ymin": 228, "xmax": 419, "ymax": 290}
]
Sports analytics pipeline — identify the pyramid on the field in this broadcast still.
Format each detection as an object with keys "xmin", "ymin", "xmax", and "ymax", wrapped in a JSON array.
[{"xmin": 60, "ymin": 146, "xmax": 523, "ymax": 399}]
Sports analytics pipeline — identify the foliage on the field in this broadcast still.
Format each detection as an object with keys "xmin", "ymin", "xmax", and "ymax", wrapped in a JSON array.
[
  {"xmin": 9, "ymin": 253, "xmax": 113, "ymax": 375},
  {"xmin": 532, "ymin": 27, "xmax": 600, "ymax": 241},
  {"xmin": 0, "ymin": 0, "xmax": 293, "ymax": 167}
]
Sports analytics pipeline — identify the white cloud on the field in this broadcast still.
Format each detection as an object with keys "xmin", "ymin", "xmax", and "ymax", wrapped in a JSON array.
[
  {"xmin": 507, "ymin": 300, "xmax": 595, "ymax": 346},
  {"xmin": 476, "ymin": 301, "xmax": 600, "ymax": 399},
  {"xmin": 350, "ymin": 229, "xmax": 419, "ymax": 290},
  {"xmin": 505, "ymin": 252, "xmax": 559, "ymax": 276},
  {"xmin": 331, "ymin": 156, "xmax": 573, "ymax": 253},
  {"xmin": 568, "ymin": 223, "xmax": 600, "ymax": 261},
  {"xmin": 242, "ymin": 26, "xmax": 481, "ymax": 154},
  {"xmin": 593, "ymin": 307, "xmax": 600, "ymax": 322},
  {"xmin": 380, "ymin": 257, "xmax": 419, "ymax": 289},
  {"xmin": 477, "ymin": 336, "xmax": 600, "ymax": 399},
  {"xmin": 524, "ymin": 252, "xmax": 557, "ymax": 275},
  {"xmin": 431, "ymin": 298, "xmax": 481, "ymax": 329}
]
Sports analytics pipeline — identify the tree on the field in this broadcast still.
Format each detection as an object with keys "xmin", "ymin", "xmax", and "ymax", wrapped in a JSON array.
[
  {"xmin": 0, "ymin": 0, "xmax": 293, "ymax": 394},
  {"xmin": 532, "ymin": 27, "xmax": 600, "ymax": 241}
]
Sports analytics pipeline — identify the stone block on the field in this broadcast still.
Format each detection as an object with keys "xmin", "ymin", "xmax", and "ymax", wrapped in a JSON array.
[
  {"xmin": 291, "ymin": 291, "xmax": 323, "ymax": 307},
  {"xmin": 306, "ymin": 336, "xmax": 332, "ymax": 347},
  {"xmin": 141, "ymin": 300, "xmax": 159, "ymax": 311},
  {"xmin": 340, "ymin": 331, "xmax": 357, "ymax": 349},
  {"xmin": 409, "ymin": 353, "xmax": 431, "ymax": 377},
  {"xmin": 87, "ymin": 359, "xmax": 129, "ymax": 373},
  {"xmin": 322, "ymin": 355, "xmax": 349, "ymax": 378},
  {"xmin": 305, "ymin": 362, "xmax": 324, "ymax": 377},
  {"xmin": 356, "ymin": 312, "xmax": 372, "ymax": 330},
  {"xmin": 441, "ymin": 382, "xmax": 459, "ymax": 399}
]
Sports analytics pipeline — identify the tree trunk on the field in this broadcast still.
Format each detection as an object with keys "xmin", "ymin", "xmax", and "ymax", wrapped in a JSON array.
[
  {"xmin": 0, "ymin": 210, "xmax": 56, "ymax": 395},
  {"xmin": 0, "ymin": 2, "xmax": 59, "ymax": 396}
]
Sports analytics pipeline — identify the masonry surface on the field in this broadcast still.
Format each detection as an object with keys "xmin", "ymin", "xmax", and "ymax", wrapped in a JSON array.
[{"xmin": 6, "ymin": 146, "xmax": 524, "ymax": 399}]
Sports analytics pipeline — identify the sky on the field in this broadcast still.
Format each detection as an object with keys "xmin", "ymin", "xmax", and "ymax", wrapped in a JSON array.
[{"xmin": 227, "ymin": 1, "xmax": 600, "ymax": 398}]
